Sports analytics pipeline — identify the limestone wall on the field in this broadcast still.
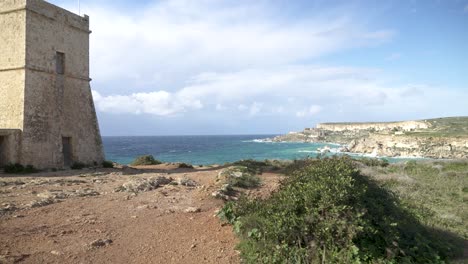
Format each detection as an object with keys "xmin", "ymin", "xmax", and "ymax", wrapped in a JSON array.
[
  {"xmin": 317, "ymin": 120, "xmax": 430, "ymax": 132},
  {"xmin": 0, "ymin": 0, "xmax": 103, "ymax": 168},
  {"xmin": 20, "ymin": 0, "xmax": 103, "ymax": 168},
  {"xmin": 0, "ymin": 3, "xmax": 26, "ymax": 130},
  {"xmin": 0, "ymin": 130, "xmax": 22, "ymax": 166}
]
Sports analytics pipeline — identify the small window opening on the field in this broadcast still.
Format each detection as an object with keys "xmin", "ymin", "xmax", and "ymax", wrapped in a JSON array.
[{"xmin": 56, "ymin": 52, "xmax": 65, "ymax": 75}]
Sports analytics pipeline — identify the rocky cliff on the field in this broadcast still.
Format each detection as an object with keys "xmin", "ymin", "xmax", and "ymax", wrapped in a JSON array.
[{"xmin": 268, "ymin": 117, "xmax": 468, "ymax": 159}]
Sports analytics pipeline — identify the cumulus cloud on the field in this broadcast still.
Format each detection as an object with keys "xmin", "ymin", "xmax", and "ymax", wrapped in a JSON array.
[
  {"xmin": 92, "ymin": 90, "xmax": 202, "ymax": 116},
  {"xmin": 296, "ymin": 105, "xmax": 322, "ymax": 117},
  {"xmin": 54, "ymin": 0, "xmax": 467, "ymax": 132},
  {"xmin": 56, "ymin": 0, "xmax": 396, "ymax": 94}
]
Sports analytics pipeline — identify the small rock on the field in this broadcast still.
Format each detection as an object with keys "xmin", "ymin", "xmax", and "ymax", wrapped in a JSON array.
[
  {"xmin": 89, "ymin": 238, "xmax": 113, "ymax": 248},
  {"xmin": 136, "ymin": 205, "xmax": 149, "ymax": 210},
  {"xmin": 176, "ymin": 177, "xmax": 198, "ymax": 187},
  {"xmin": 50, "ymin": 250, "xmax": 61, "ymax": 255},
  {"xmin": 184, "ymin": 207, "xmax": 201, "ymax": 213}
]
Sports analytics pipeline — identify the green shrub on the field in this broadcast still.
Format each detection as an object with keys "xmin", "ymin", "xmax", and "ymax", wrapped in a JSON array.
[
  {"xmin": 220, "ymin": 157, "xmax": 462, "ymax": 263},
  {"xmin": 178, "ymin": 163, "xmax": 194, "ymax": 169},
  {"xmin": 220, "ymin": 166, "xmax": 261, "ymax": 188},
  {"xmin": 442, "ymin": 161, "xmax": 468, "ymax": 172},
  {"xmin": 358, "ymin": 157, "xmax": 389, "ymax": 167},
  {"xmin": 4, "ymin": 163, "xmax": 38, "ymax": 174},
  {"xmin": 231, "ymin": 159, "xmax": 268, "ymax": 174},
  {"xmin": 404, "ymin": 160, "xmax": 439, "ymax": 177},
  {"xmin": 131, "ymin": 155, "xmax": 162, "ymax": 166},
  {"xmin": 102, "ymin": 160, "xmax": 114, "ymax": 168},
  {"xmin": 71, "ymin": 162, "xmax": 86, "ymax": 170}
]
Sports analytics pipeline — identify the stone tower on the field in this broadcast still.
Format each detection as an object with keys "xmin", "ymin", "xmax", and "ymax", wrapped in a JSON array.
[{"xmin": 0, "ymin": 0, "xmax": 104, "ymax": 169}]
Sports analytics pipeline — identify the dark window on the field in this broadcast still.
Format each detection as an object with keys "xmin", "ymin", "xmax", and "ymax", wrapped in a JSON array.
[
  {"xmin": 62, "ymin": 137, "xmax": 72, "ymax": 167},
  {"xmin": 56, "ymin": 52, "xmax": 65, "ymax": 74}
]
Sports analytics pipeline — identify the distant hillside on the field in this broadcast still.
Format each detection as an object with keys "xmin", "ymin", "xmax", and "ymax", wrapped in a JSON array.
[
  {"xmin": 316, "ymin": 116, "xmax": 468, "ymax": 138},
  {"xmin": 267, "ymin": 116, "xmax": 468, "ymax": 159},
  {"xmin": 416, "ymin": 116, "xmax": 468, "ymax": 137}
]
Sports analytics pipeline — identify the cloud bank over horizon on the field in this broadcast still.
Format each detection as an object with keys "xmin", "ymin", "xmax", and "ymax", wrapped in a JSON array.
[{"xmin": 52, "ymin": 0, "xmax": 468, "ymax": 135}]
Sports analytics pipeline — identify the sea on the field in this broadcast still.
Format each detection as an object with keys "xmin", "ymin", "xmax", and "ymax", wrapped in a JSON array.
[{"xmin": 102, "ymin": 135, "xmax": 416, "ymax": 165}]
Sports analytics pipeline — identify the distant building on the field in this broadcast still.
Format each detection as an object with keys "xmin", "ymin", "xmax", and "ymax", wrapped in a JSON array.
[{"xmin": 0, "ymin": 0, "xmax": 104, "ymax": 169}]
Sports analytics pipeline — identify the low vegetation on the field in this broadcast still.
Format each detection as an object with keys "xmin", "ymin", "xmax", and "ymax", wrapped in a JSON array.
[
  {"xmin": 131, "ymin": 155, "xmax": 162, "ymax": 166},
  {"xmin": 177, "ymin": 162, "xmax": 194, "ymax": 169},
  {"xmin": 102, "ymin": 160, "xmax": 114, "ymax": 168},
  {"xmin": 3, "ymin": 163, "xmax": 38, "ymax": 174},
  {"xmin": 356, "ymin": 157, "xmax": 389, "ymax": 167},
  {"xmin": 71, "ymin": 162, "xmax": 86, "ymax": 170},
  {"xmin": 219, "ymin": 157, "xmax": 466, "ymax": 263},
  {"xmin": 219, "ymin": 166, "xmax": 261, "ymax": 189}
]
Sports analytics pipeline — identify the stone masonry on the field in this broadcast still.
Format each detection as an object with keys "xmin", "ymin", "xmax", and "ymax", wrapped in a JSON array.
[{"xmin": 0, "ymin": 0, "xmax": 104, "ymax": 169}]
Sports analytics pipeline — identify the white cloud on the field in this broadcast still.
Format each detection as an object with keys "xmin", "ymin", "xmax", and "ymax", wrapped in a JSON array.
[
  {"xmin": 249, "ymin": 102, "xmax": 263, "ymax": 116},
  {"xmin": 91, "ymin": 64, "xmax": 468, "ymax": 119},
  {"xmin": 215, "ymin": 103, "xmax": 226, "ymax": 111},
  {"xmin": 92, "ymin": 90, "xmax": 202, "ymax": 116},
  {"xmin": 296, "ymin": 105, "xmax": 322, "ymax": 117},
  {"xmin": 57, "ymin": 0, "xmax": 396, "ymax": 93},
  {"xmin": 237, "ymin": 104, "xmax": 248, "ymax": 111}
]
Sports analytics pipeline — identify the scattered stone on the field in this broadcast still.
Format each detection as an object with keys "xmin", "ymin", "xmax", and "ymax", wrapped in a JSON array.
[
  {"xmin": 176, "ymin": 177, "xmax": 197, "ymax": 187},
  {"xmin": 184, "ymin": 207, "xmax": 201, "ymax": 213},
  {"xmin": 50, "ymin": 250, "xmax": 61, "ymax": 255},
  {"xmin": 28, "ymin": 198, "xmax": 56, "ymax": 208},
  {"xmin": 136, "ymin": 205, "xmax": 150, "ymax": 210},
  {"xmin": 115, "ymin": 176, "xmax": 173, "ymax": 193},
  {"xmin": 89, "ymin": 238, "xmax": 113, "ymax": 248},
  {"xmin": 74, "ymin": 188, "xmax": 100, "ymax": 197}
]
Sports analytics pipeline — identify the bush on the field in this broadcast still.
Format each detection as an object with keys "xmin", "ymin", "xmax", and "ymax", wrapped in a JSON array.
[
  {"xmin": 71, "ymin": 162, "xmax": 86, "ymax": 170},
  {"xmin": 131, "ymin": 155, "xmax": 162, "ymax": 166},
  {"xmin": 178, "ymin": 163, "xmax": 194, "ymax": 169},
  {"xmin": 231, "ymin": 159, "xmax": 268, "ymax": 174},
  {"xmin": 219, "ymin": 166, "xmax": 261, "ymax": 188},
  {"xmin": 102, "ymin": 160, "xmax": 114, "ymax": 168},
  {"xmin": 358, "ymin": 157, "xmax": 389, "ymax": 167},
  {"xmin": 219, "ymin": 157, "xmax": 462, "ymax": 263},
  {"xmin": 4, "ymin": 163, "xmax": 38, "ymax": 174}
]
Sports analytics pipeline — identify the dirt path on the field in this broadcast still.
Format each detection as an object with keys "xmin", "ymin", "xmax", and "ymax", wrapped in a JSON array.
[{"xmin": 0, "ymin": 165, "xmax": 282, "ymax": 264}]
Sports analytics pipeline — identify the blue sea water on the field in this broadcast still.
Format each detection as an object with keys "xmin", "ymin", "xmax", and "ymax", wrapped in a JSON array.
[
  {"xmin": 102, "ymin": 135, "xmax": 414, "ymax": 165},
  {"xmin": 103, "ymin": 135, "xmax": 342, "ymax": 165}
]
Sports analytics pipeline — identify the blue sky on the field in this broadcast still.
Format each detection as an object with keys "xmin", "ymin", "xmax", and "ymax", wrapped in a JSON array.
[{"xmin": 51, "ymin": 0, "xmax": 468, "ymax": 136}]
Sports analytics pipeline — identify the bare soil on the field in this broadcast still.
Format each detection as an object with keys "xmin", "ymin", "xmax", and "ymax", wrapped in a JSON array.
[{"xmin": 0, "ymin": 164, "xmax": 283, "ymax": 264}]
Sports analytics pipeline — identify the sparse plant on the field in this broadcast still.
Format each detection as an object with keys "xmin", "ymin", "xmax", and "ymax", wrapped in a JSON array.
[
  {"xmin": 3, "ymin": 163, "xmax": 38, "ymax": 174},
  {"xmin": 220, "ymin": 157, "xmax": 464, "ymax": 263},
  {"xmin": 130, "ymin": 155, "xmax": 162, "ymax": 166},
  {"xmin": 71, "ymin": 162, "xmax": 86, "ymax": 170},
  {"xmin": 220, "ymin": 166, "xmax": 261, "ymax": 188},
  {"xmin": 102, "ymin": 160, "xmax": 114, "ymax": 168},
  {"xmin": 178, "ymin": 163, "xmax": 194, "ymax": 169}
]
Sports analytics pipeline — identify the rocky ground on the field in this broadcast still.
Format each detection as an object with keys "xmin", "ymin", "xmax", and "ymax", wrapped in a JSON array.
[{"xmin": 0, "ymin": 164, "xmax": 283, "ymax": 264}]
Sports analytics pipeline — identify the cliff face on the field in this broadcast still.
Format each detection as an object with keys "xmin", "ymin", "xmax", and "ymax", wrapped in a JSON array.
[
  {"xmin": 347, "ymin": 134, "xmax": 468, "ymax": 159},
  {"xmin": 268, "ymin": 117, "xmax": 468, "ymax": 159},
  {"xmin": 316, "ymin": 120, "xmax": 431, "ymax": 132}
]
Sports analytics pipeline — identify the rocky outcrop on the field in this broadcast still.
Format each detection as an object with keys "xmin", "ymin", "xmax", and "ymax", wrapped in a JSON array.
[
  {"xmin": 268, "ymin": 117, "xmax": 468, "ymax": 159},
  {"xmin": 348, "ymin": 134, "xmax": 468, "ymax": 159},
  {"xmin": 317, "ymin": 120, "xmax": 431, "ymax": 132}
]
